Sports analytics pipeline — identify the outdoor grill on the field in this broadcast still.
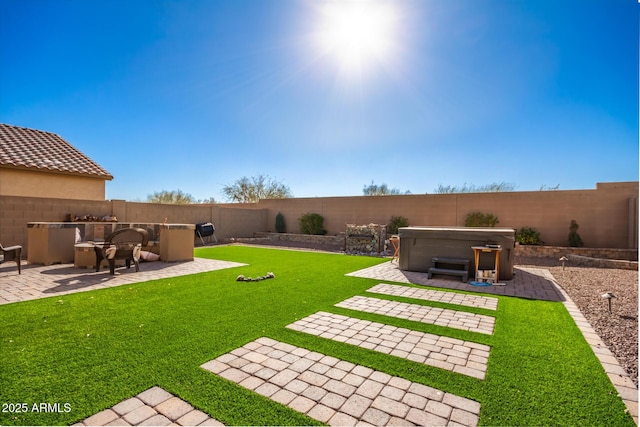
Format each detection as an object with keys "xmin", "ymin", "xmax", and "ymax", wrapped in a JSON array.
[{"xmin": 195, "ymin": 222, "xmax": 216, "ymax": 244}]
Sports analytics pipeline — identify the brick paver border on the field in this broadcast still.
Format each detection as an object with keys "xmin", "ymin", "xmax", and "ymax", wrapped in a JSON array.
[
  {"xmin": 287, "ymin": 311, "xmax": 490, "ymax": 379},
  {"xmin": 336, "ymin": 295, "xmax": 495, "ymax": 335},
  {"xmin": 202, "ymin": 337, "xmax": 481, "ymax": 426},
  {"xmin": 536, "ymin": 269, "xmax": 639, "ymax": 425}
]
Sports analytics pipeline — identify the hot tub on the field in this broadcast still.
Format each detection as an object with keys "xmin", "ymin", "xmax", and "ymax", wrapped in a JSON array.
[{"xmin": 398, "ymin": 226, "xmax": 515, "ymax": 280}]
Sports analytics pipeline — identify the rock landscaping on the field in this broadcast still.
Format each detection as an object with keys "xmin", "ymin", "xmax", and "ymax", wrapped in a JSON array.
[{"xmin": 516, "ymin": 255, "xmax": 638, "ymax": 386}]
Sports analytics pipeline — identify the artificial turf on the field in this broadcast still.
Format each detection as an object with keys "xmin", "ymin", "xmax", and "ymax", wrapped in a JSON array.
[{"xmin": 0, "ymin": 245, "xmax": 634, "ymax": 426}]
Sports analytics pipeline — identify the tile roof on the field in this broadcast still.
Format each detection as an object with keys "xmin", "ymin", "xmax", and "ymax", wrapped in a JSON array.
[{"xmin": 0, "ymin": 124, "xmax": 113, "ymax": 179}]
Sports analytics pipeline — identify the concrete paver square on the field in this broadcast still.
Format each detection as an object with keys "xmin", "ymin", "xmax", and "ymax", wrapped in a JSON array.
[
  {"xmin": 155, "ymin": 396, "xmax": 194, "ymax": 420},
  {"xmin": 123, "ymin": 406, "xmax": 157, "ymax": 425},
  {"xmin": 83, "ymin": 409, "xmax": 119, "ymax": 426}
]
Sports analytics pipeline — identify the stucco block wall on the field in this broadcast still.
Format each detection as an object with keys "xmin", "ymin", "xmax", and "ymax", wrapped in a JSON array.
[
  {"xmin": 258, "ymin": 182, "xmax": 638, "ymax": 249},
  {"xmin": 0, "ymin": 168, "xmax": 107, "ymax": 200},
  {"xmin": 216, "ymin": 207, "xmax": 267, "ymax": 239},
  {"xmin": 0, "ymin": 196, "xmax": 111, "ymax": 250},
  {"xmin": 0, "ymin": 196, "xmax": 267, "ymax": 254},
  {"xmin": 0, "ymin": 182, "xmax": 637, "ymax": 257},
  {"xmin": 259, "ymin": 195, "xmax": 458, "ymax": 235},
  {"xmin": 122, "ymin": 201, "xmax": 213, "ymax": 225}
]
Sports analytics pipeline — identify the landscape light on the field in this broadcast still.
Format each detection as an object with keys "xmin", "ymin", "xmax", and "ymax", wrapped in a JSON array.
[
  {"xmin": 601, "ymin": 292, "xmax": 617, "ymax": 314},
  {"xmin": 559, "ymin": 256, "xmax": 568, "ymax": 270}
]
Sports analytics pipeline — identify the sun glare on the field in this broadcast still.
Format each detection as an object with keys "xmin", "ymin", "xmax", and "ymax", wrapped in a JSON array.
[{"xmin": 314, "ymin": 0, "xmax": 398, "ymax": 77}]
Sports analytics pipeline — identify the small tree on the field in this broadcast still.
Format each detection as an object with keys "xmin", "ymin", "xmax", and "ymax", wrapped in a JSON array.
[
  {"xmin": 197, "ymin": 197, "xmax": 217, "ymax": 204},
  {"xmin": 223, "ymin": 174, "xmax": 292, "ymax": 203},
  {"xmin": 147, "ymin": 190, "xmax": 195, "ymax": 204},
  {"xmin": 388, "ymin": 216, "xmax": 409, "ymax": 235},
  {"xmin": 299, "ymin": 213, "xmax": 327, "ymax": 235},
  {"xmin": 538, "ymin": 184, "xmax": 560, "ymax": 191},
  {"xmin": 568, "ymin": 220, "xmax": 584, "ymax": 247},
  {"xmin": 464, "ymin": 211, "xmax": 499, "ymax": 227},
  {"xmin": 275, "ymin": 212, "xmax": 286, "ymax": 233},
  {"xmin": 516, "ymin": 226, "xmax": 543, "ymax": 245},
  {"xmin": 433, "ymin": 182, "xmax": 516, "ymax": 194},
  {"xmin": 363, "ymin": 181, "xmax": 410, "ymax": 196}
]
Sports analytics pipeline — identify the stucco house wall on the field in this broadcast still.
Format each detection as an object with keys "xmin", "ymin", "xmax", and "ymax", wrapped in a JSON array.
[{"xmin": 0, "ymin": 168, "xmax": 107, "ymax": 201}]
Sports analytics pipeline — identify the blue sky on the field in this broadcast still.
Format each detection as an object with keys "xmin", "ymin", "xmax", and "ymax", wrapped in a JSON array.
[{"xmin": 1, "ymin": 0, "xmax": 638, "ymax": 201}]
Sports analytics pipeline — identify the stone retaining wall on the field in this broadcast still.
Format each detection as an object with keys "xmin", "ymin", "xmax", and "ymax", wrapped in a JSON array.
[
  {"xmin": 567, "ymin": 254, "xmax": 638, "ymax": 270},
  {"xmin": 515, "ymin": 245, "xmax": 638, "ymax": 261},
  {"xmin": 253, "ymin": 232, "xmax": 345, "ymax": 249}
]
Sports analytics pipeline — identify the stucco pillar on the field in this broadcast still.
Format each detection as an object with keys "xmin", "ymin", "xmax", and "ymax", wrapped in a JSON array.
[{"xmin": 110, "ymin": 200, "xmax": 127, "ymax": 222}]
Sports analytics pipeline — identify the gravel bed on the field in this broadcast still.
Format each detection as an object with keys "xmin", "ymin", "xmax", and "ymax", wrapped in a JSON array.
[{"xmin": 516, "ymin": 256, "xmax": 638, "ymax": 387}]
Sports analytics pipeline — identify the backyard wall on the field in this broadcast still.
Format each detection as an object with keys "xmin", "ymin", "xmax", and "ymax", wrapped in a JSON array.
[
  {"xmin": 0, "ymin": 181, "xmax": 637, "ymax": 256},
  {"xmin": 257, "ymin": 182, "xmax": 638, "ymax": 249},
  {"xmin": 0, "ymin": 196, "xmax": 267, "ymax": 253}
]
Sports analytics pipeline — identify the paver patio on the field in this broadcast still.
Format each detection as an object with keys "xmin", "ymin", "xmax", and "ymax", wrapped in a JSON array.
[
  {"xmin": 287, "ymin": 311, "xmax": 490, "ymax": 379},
  {"xmin": 201, "ymin": 337, "xmax": 481, "ymax": 426},
  {"xmin": 0, "ymin": 258, "xmax": 246, "ymax": 305},
  {"xmin": 347, "ymin": 261, "xmax": 565, "ymax": 301},
  {"xmin": 336, "ymin": 295, "xmax": 495, "ymax": 335}
]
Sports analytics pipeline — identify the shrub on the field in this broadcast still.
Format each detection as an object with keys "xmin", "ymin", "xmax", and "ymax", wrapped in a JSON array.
[
  {"xmin": 299, "ymin": 213, "xmax": 327, "ymax": 235},
  {"xmin": 275, "ymin": 212, "xmax": 286, "ymax": 233},
  {"xmin": 464, "ymin": 211, "xmax": 499, "ymax": 227},
  {"xmin": 388, "ymin": 216, "xmax": 409, "ymax": 235},
  {"xmin": 516, "ymin": 226, "xmax": 543, "ymax": 245},
  {"xmin": 568, "ymin": 219, "xmax": 584, "ymax": 247}
]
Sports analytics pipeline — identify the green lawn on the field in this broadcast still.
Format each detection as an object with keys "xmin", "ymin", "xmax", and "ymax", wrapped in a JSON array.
[{"xmin": 0, "ymin": 246, "xmax": 634, "ymax": 426}]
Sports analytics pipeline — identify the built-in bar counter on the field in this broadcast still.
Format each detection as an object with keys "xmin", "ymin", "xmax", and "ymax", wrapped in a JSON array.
[{"xmin": 27, "ymin": 222, "xmax": 195, "ymax": 265}]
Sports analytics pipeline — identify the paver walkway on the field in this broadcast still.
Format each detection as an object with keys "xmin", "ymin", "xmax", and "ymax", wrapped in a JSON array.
[
  {"xmin": 287, "ymin": 311, "xmax": 490, "ymax": 379},
  {"xmin": 347, "ymin": 262, "xmax": 565, "ymax": 301},
  {"xmin": 76, "ymin": 387, "xmax": 223, "ymax": 426},
  {"xmin": 0, "ymin": 258, "xmax": 246, "ymax": 305},
  {"xmin": 336, "ymin": 296, "xmax": 495, "ymax": 335},
  {"xmin": 367, "ymin": 283, "xmax": 498, "ymax": 311},
  {"xmin": 201, "ymin": 337, "xmax": 481, "ymax": 426},
  {"xmin": 348, "ymin": 262, "xmax": 638, "ymax": 424}
]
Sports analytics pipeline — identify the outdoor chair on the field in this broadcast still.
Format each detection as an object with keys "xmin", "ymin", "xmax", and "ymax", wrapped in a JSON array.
[
  {"xmin": 94, "ymin": 228, "xmax": 149, "ymax": 275},
  {"xmin": 0, "ymin": 243, "xmax": 22, "ymax": 274}
]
